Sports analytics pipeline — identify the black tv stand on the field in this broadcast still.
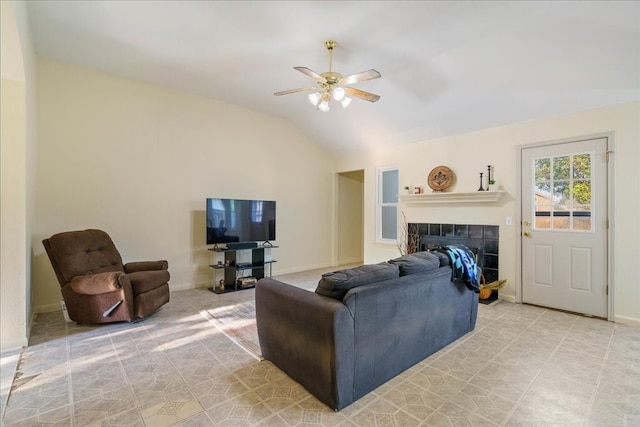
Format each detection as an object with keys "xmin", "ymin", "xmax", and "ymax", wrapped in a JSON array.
[
  {"xmin": 208, "ymin": 244, "xmax": 278, "ymax": 294},
  {"xmin": 226, "ymin": 242, "xmax": 258, "ymax": 250}
]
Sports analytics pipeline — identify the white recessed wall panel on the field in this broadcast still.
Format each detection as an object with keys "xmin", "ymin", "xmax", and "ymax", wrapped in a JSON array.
[
  {"xmin": 534, "ymin": 245, "xmax": 553, "ymax": 286},
  {"xmin": 570, "ymin": 247, "xmax": 592, "ymax": 291}
]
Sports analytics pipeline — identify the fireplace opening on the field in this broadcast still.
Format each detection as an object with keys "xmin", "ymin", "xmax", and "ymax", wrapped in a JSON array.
[{"xmin": 412, "ymin": 223, "xmax": 499, "ymax": 304}]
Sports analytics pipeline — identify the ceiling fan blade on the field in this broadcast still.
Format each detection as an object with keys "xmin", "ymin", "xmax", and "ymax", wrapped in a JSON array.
[
  {"xmin": 294, "ymin": 66, "xmax": 327, "ymax": 83},
  {"xmin": 274, "ymin": 86, "xmax": 317, "ymax": 96},
  {"xmin": 339, "ymin": 69, "xmax": 381, "ymax": 86},
  {"xmin": 345, "ymin": 87, "xmax": 380, "ymax": 102}
]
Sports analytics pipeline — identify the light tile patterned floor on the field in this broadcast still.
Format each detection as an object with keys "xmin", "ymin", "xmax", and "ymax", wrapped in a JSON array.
[{"xmin": 1, "ymin": 266, "xmax": 639, "ymax": 426}]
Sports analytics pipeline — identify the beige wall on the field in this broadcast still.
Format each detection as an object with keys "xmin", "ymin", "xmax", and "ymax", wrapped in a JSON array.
[
  {"xmin": 336, "ymin": 101, "xmax": 640, "ymax": 325},
  {"xmin": 1, "ymin": 1, "xmax": 37, "ymax": 352},
  {"xmin": 34, "ymin": 59, "xmax": 336, "ymax": 313},
  {"xmin": 337, "ymin": 170, "xmax": 364, "ymax": 265}
]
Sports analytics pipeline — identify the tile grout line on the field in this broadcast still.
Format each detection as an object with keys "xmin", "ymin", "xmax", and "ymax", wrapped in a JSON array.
[
  {"xmin": 491, "ymin": 304, "xmax": 550, "ymax": 427},
  {"xmin": 190, "ymin": 294, "xmax": 304, "ymax": 424},
  {"xmin": 416, "ymin": 301, "xmax": 529, "ymax": 426},
  {"xmin": 162, "ymin": 324, "xmax": 211, "ymax": 425},
  {"xmin": 583, "ymin": 321, "xmax": 617, "ymax": 426},
  {"xmin": 497, "ymin": 306, "xmax": 574, "ymax": 427},
  {"xmin": 180, "ymin": 296, "xmax": 246, "ymax": 424},
  {"xmin": 65, "ymin": 321, "xmax": 77, "ymax": 427},
  {"xmin": 184, "ymin": 288, "xmax": 332, "ymax": 425},
  {"xmin": 111, "ymin": 325, "xmax": 147, "ymax": 426},
  {"xmin": 2, "ymin": 348, "xmax": 27, "ymax": 424}
]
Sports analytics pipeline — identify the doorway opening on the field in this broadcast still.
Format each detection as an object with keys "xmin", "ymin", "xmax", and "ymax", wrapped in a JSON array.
[{"xmin": 336, "ymin": 170, "xmax": 364, "ymax": 266}]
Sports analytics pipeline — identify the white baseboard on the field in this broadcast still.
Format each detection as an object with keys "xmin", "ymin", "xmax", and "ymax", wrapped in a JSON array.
[
  {"xmin": 34, "ymin": 302, "xmax": 62, "ymax": 314},
  {"xmin": 272, "ymin": 262, "xmax": 335, "ymax": 276},
  {"xmin": 169, "ymin": 281, "xmax": 206, "ymax": 292},
  {"xmin": 169, "ymin": 263, "xmax": 349, "ymax": 292},
  {"xmin": 36, "ymin": 283, "xmax": 209, "ymax": 312},
  {"xmin": 337, "ymin": 258, "xmax": 363, "ymax": 266},
  {"xmin": 0, "ymin": 337, "xmax": 27, "ymax": 352},
  {"xmin": 498, "ymin": 294, "xmax": 516, "ymax": 303},
  {"xmin": 614, "ymin": 315, "xmax": 640, "ymax": 328},
  {"xmin": 491, "ymin": 298, "xmax": 639, "ymax": 327}
]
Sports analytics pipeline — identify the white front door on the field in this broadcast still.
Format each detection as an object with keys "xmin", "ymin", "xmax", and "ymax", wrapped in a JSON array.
[{"xmin": 521, "ymin": 137, "xmax": 608, "ymax": 317}]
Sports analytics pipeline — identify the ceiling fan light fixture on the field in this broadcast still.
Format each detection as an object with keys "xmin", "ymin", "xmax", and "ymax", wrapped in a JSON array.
[
  {"xmin": 308, "ymin": 92, "xmax": 321, "ymax": 106},
  {"xmin": 274, "ymin": 40, "xmax": 381, "ymax": 111},
  {"xmin": 332, "ymin": 87, "xmax": 345, "ymax": 101},
  {"xmin": 318, "ymin": 100, "xmax": 330, "ymax": 112}
]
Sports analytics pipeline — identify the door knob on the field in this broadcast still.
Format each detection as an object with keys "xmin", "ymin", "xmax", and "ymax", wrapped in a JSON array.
[{"xmin": 523, "ymin": 231, "xmax": 531, "ymax": 237}]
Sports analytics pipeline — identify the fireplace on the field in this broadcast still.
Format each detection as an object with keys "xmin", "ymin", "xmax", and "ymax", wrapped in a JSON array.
[{"xmin": 411, "ymin": 222, "xmax": 500, "ymax": 303}]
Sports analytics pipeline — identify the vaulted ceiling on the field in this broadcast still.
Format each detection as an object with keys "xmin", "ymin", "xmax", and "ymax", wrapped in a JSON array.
[{"xmin": 26, "ymin": 1, "xmax": 640, "ymax": 156}]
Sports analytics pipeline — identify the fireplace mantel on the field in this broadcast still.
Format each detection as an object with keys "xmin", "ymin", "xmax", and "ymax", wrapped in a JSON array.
[{"xmin": 399, "ymin": 190, "xmax": 505, "ymax": 204}]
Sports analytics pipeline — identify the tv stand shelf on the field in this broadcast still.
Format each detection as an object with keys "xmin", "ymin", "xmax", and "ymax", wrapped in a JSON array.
[{"xmin": 208, "ymin": 245, "xmax": 278, "ymax": 294}]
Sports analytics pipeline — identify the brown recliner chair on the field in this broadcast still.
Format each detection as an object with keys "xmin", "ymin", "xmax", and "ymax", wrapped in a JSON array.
[{"xmin": 43, "ymin": 229, "xmax": 170, "ymax": 324}]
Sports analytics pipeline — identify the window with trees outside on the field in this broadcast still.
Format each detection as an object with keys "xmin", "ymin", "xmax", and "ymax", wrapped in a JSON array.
[
  {"xmin": 533, "ymin": 152, "xmax": 593, "ymax": 231},
  {"xmin": 377, "ymin": 166, "xmax": 399, "ymax": 243}
]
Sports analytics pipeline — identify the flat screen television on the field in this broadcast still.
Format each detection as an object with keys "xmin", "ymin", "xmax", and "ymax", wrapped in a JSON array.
[{"xmin": 206, "ymin": 198, "xmax": 276, "ymax": 246}]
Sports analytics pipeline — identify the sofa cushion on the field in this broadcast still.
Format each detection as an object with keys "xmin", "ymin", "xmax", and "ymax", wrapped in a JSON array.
[
  {"xmin": 388, "ymin": 251, "xmax": 440, "ymax": 276},
  {"xmin": 428, "ymin": 250, "xmax": 451, "ymax": 267},
  {"xmin": 315, "ymin": 262, "xmax": 400, "ymax": 300}
]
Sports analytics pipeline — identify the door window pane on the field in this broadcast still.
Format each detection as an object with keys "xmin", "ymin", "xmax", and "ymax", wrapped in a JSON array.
[
  {"xmin": 533, "ymin": 152, "xmax": 593, "ymax": 232},
  {"xmin": 572, "ymin": 181, "xmax": 591, "ymax": 205},
  {"xmin": 534, "ymin": 205, "xmax": 551, "ymax": 229},
  {"xmin": 554, "ymin": 156, "xmax": 570, "ymax": 180},
  {"xmin": 573, "ymin": 207, "xmax": 592, "ymax": 231},
  {"xmin": 573, "ymin": 154, "xmax": 591, "ymax": 179},
  {"xmin": 536, "ymin": 182, "xmax": 551, "ymax": 194},
  {"xmin": 535, "ymin": 158, "xmax": 551, "ymax": 181},
  {"xmin": 553, "ymin": 181, "xmax": 569, "ymax": 204}
]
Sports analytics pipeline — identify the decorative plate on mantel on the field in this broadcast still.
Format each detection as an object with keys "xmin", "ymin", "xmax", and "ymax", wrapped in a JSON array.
[{"xmin": 427, "ymin": 166, "xmax": 454, "ymax": 192}]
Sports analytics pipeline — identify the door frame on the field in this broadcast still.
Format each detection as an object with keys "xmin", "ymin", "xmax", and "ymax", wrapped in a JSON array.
[{"xmin": 515, "ymin": 132, "xmax": 615, "ymax": 321}]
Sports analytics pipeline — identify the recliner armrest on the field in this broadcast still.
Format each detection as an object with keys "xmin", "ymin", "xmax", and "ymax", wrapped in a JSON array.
[
  {"xmin": 124, "ymin": 260, "xmax": 168, "ymax": 273},
  {"xmin": 69, "ymin": 272, "xmax": 129, "ymax": 295},
  {"xmin": 127, "ymin": 270, "xmax": 170, "ymax": 296}
]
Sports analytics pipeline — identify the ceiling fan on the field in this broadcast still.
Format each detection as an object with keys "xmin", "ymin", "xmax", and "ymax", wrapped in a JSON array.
[{"xmin": 274, "ymin": 40, "xmax": 381, "ymax": 111}]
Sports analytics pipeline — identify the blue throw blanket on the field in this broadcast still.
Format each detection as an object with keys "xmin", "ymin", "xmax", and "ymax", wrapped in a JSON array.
[{"xmin": 437, "ymin": 245, "xmax": 480, "ymax": 293}]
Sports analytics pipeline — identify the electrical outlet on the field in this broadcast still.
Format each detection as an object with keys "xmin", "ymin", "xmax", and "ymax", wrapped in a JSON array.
[{"xmin": 506, "ymin": 217, "xmax": 512, "ymax": 226}]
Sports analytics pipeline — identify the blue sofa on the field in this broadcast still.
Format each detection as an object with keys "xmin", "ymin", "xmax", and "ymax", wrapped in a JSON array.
[{"xmin": 255, "ymin": 251, "xmax": 479, "ymax": 410}]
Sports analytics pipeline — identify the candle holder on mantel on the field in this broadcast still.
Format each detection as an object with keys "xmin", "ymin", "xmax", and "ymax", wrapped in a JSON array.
[
  {"xmin": 478, "ymin": 172, "xmax": 485, "ymax": 191},
  {"xmin": 487, "ymin": 165, "xmax": 497, "ymax": 191},
  {"xmin": 487, "ymin": 165, "xmax": 493, "ymax": 188}
]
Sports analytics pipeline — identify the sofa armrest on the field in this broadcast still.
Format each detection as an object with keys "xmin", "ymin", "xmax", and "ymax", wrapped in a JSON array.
[
  {"xmin": 124, "ymin": 260, "xmax": 168, "ymax": 273},
  {"xmin": 69, "ymin": 272, "xmax": 129, "ymax": 295},
  {"xmin": 255, "ymin": 278, "xmax": 355, "ymax": 410}
]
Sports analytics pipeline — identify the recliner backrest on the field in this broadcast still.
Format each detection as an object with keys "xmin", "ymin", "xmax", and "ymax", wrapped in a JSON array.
[{"xmin": 43, "ymin": 229, "xmax": 125, "ymax": 287}]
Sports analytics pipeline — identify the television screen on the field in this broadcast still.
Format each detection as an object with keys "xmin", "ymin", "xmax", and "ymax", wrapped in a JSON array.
[{"xmin": 206, "ymin": 198, "xmax": 276, "ymax": 245}]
